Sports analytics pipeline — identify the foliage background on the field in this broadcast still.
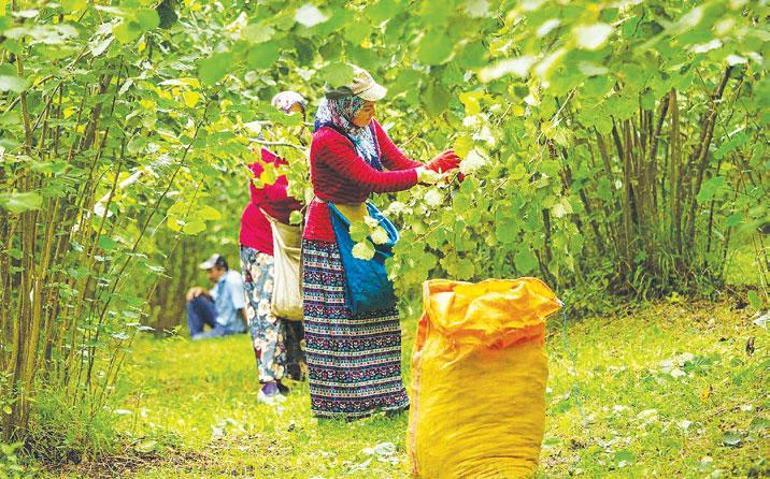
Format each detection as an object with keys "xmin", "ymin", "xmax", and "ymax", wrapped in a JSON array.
[{"xmin": 0, "ymin": 0, "xmax": 768, "ymax": 468}]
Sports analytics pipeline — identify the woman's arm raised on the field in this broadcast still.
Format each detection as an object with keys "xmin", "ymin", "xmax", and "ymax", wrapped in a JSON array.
[
  {"xmin": 314, "ymin": 128, "xmax": 418, "ymax": 193},
  {"xmin": 372, "ymin": 120, "xmax": 423, "ymax": 171}
]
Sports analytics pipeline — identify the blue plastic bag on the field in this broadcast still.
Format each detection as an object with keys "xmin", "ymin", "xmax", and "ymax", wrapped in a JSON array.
[{"xmin": 328, "ymin": 202, "xmax": 398, "ymax": 315}]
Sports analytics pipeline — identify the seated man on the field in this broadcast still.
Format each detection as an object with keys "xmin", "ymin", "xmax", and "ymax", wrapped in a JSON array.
[{"xmin": 186, "ymin": 254, "xmax": 248, "ymax": 340}]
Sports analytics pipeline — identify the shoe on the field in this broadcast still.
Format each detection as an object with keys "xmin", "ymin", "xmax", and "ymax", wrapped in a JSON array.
[
  {"xmin": 286, "ymin": 361, "xmax": 308, "ymax": 382},
  {"xmin": 286, "ymin": 364, "xmax": 303, "ymax": 381},
  {"xmin": 276, "ymin": 381, "xmax": 290, "ymax": 396},
  {"xmin": 257, "ymin": 381, "xmax": 286, "ymax": 405}
]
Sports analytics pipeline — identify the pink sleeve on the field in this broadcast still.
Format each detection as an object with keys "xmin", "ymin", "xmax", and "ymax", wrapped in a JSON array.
[
  {"xmin": 263, "ymin": 177, "xmax": 289, "ymax": 203},
  {"xmin": 372, "ymin": 120, "xmax": 422, "ymax": 171},
  {"xmin": 249, "ymin": 148, "xmax": 284, "ymax": 206},
  {"xmin": 264, "ymin": 176, "xmax": 302, "ymax": 210},
  {"xmin": 248, "ymin": 159, "xmax": 265, "ymax": 206},
  {"xmin": 258, "ymin": 149, "xmax": 303, "ymax": 211},
  {"xmin": 260, "ymin": 149, "xmax": 289, "ymax": 203},
  {"xmin": 314, "ymin": 129, "xmax": 418, "ymax": 193}
]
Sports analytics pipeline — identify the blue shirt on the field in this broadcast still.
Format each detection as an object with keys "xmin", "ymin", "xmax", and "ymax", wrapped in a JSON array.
[{"xmin": 210, "ymin": 270, "xmax": 247, "ymax": 333}]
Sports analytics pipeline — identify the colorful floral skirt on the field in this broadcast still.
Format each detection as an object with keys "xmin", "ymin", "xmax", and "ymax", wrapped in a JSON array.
[
  {"xmin": 240, "ymin": 246, "xmax": 306, "ymax": 383},
  {"xmin": 302, "ymin": 240, "xmax": 409, "ymax": 419}
]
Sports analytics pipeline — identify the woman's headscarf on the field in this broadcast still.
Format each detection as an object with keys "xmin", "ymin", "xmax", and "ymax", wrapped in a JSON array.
[
  {"xmin": 314, "ymin": 96, "xmax": 381, "ymax": 170},
  {"xmin": 271, "ymin": 91, "xmax": 306, "ymax": 114}
]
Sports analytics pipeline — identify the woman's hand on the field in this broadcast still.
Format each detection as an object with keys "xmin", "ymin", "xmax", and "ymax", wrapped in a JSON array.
[
  {"xmin": 416, "ymin": 167, "xmax": 442, "ymax": 185},
  {"xmin": 426, "ymin": 149, "xmax": 461, "ymax": 173}
]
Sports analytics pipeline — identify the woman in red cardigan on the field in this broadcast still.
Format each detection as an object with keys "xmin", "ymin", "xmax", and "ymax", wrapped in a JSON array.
[
  {"xmin": 240, "ymin": 91, "xmax": 306, "ymax": 404},
  {"xmin": 302, "ymin": 67, "xmax": 460, "ymax": 419}
]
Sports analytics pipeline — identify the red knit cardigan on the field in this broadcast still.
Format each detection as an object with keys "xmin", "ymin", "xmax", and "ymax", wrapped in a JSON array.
[
  {"xmin": 304, "ymin": 120, "xmax": 421, "ymax": 242},
  {"xmin": 239, "ymin": 148, "xmax": 303, "ymax": 255}
]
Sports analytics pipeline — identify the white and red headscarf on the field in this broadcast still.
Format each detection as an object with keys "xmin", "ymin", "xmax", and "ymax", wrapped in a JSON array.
[{"xmin": 271, "ymin": 90, "xmax": 306, "ymax": 114}]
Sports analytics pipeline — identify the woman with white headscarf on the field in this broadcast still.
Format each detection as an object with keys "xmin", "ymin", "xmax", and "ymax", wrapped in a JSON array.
[
  {"xmin": 302, "ymin": 67, "xmax": 461, "ymax": 419},
  {"xmin": 239, "ymin": 91, "xmax": 307, "ymax": 404}
]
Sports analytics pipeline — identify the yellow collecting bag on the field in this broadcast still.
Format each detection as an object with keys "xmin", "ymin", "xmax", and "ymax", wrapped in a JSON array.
[{"xmin": 408, "ymin": 278, "xmax": 562, "ymax": 478}]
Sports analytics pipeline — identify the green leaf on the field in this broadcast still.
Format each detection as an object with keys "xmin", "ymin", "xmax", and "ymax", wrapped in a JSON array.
[
  {"xmin": 453, "ymin": 135, "xmax": 473, "ymax": 158},
  {"xmin": 321, "ymin": 62, "xmax": 354, "ymax": 88},
  {"xmin": 696, "ymin": 176, "xmax": 725, "ymax": 203},
  {"xmin": 747, "ymin": 290, "xmax": 763, "ymax": 311},
  {"xmin": 167, "ymin": 201, "xmax": 189, "ymax": 217},
  {"xmin": 243, "ymin": 23, "xmax": 275, "ymax": 44},
  {"xmin": 457, "ymin": 40, "xmax": 487, "ymax": 69},
  {"xmin": 166, "ymin": 216, "xmax": 182, "ymax": 232},
  {"xmin": 456, "ymin": 258, "xmax": 475, "ymax": 280},
  {"xmin": 136, "ymin": 9, "xmax": 160, "ymax": 30},
  {"xmin": 352, "ymin": 241, "xmax": 375, "ymax": 260},
  {"xmin": 98, "ymin": 236, "xmax": 117, "ymax": 251},
  {"xmin": 346, "ymin": 48, "xmax": 378, "ymax": 71},
  {"xmin": 343, "ymin": 20, "xmax": 370, "ymax": 45},
  {"xmin": 514, "ymin": 247, "xmax": 539, "ymax": 274},
  {"xmin": 62, "ymin": 0, "xmax": 87, "ymax": 13},
  {"xmin": 725, "ymin": 212, "xmax": 742, "ymax": 227},
  {"xmin": 198, "ymin": 52, "xmax": 233, "ymax": 86},
  {"xmin": 0, "ymin": 74, "xmax": 27, "ymax": 93},
  {"xmin": 182, "ymin": 221, "xmax": 206, "ymax": 235},
  {"xmin": 259, "ymin": 164, "xmax": 277, "ymax": 186},
  {"xmin": 289, "ymin": 210, "xmax": 303, "ymax": 225},
  {"xmin": 714, "ymin": 132, "xmax": 747, "ymax": 160},
  {"xmin": 593, "ymin": 112, "xmax": 612, "ymax": 133},
  {"xmin": 246, "ymin": 42, "xmax": 280, "ymax": 69},
  {"xmin": 614, "ymin": 449, "xmax": 635, "ymax": 465},
  {"xmin": 365, "ymin": 0, "xmax": 397, "ymax": 24},
  {"xmin": 418, "ymin": 31, "xmax": 453, "ymax": 65},
  {"xmin": 459, "ymin": 91, "xmax": 483, "ymax": 116},
  {"xmin": 418, "ymin": 2, "xmax": 450, "ymax": 26},
  {"xmin": 640, "ymin": 90, "xmax": 656, "ymax": 110},
  {"xmin": 182, "ymin": 91, "xmax": 201, "ymax": 108},
  {"xmin": 349, "ymin": 221, "xmax": 370, "ymax": 243},
  {"xmin": 424, "ymin": 81, "xmax": 450, "ymax": 115},
  {"xmin": 198, "ymin": 205, "xmax": 221, "ymax": 221},
  {"xmin": 391, "ymin": 69, "xmax": 422, "ymax": 95},
  {"xmin": 113, "ymin": 20, "xmax": 142, "ymax": 43},
  {"xmin": 551, "ymin": 198, "xmax": 573, "ymax": 218},
  {"xmin": 0, "ymin": 192, "xmax": 43, "ymax": 213},
  {"xmin": 596, "ymin": 178, "xmax": 613, "ymax": 201}
]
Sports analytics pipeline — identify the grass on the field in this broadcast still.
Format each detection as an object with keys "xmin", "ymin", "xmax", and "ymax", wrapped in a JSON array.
[
  {"xmin": 725, "ymin": 242, "xmax": 768, "ymax": 288},
  {"xmin": 36, "ymin": 299, "xmax": 769, "ymax": 478}
]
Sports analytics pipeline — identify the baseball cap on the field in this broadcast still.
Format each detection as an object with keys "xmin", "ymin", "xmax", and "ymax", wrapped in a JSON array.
[
  {"xmin": 198, "ymin": 253, "xmax": 227, "ymax": 270},
  {"xmin": 326, "ymin": 66, "xmax": 387, "ymax": 102}
]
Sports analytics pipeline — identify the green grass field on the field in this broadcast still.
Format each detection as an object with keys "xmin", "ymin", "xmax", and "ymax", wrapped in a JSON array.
[{"xmin": 40, "ymin": 300, "xmax": 768, "ymax": 478}]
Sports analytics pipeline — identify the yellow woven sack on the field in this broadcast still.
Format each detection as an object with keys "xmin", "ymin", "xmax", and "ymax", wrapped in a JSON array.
[{"xmin": 408, "ymin": 278, "xmax": 562, "ymax": 478}]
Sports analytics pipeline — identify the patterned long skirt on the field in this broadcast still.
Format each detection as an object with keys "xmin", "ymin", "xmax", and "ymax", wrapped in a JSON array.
[
  {"xmin": 240, "ymin": 246, "xmax": 306, "ymax": 383},
  {"xmin": 302, "ymin": 240, "xmax": 409, "ymax": 419}
]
